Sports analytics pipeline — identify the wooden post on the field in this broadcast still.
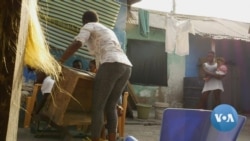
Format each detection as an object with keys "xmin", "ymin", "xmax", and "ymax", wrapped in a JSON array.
[
  {"xmin": 0, "ymin": 0, "xmax": 21, "ymax": 140},
  {"xmin": 6, "ymin": 0, "xmax": 29, "ymax": 140},
  {"xmin": 4, "ymin": 0, "xmax": 60, "ymax": 139},
  {"xmin": 211, "ymin": 39, "xmax": 216, "ymax": 52}
]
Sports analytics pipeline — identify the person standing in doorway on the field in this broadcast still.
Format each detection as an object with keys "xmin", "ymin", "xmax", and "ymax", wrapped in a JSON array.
[
  {"xmin": 197, "ymin": 51, "xmax": 225, "ymax": 109},
  {"xmin": 59, "ymin": 10, "xmax": 132, "ymax": 141}
]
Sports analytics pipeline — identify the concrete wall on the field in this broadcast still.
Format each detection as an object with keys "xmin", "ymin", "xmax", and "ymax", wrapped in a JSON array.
[
  {"xmin": 126, "ymin": 10, "xmax": 184, "ymax": 108},
  {"xmin": 125, "ymin": 33, "xmax": 184, "ymax": 108}
]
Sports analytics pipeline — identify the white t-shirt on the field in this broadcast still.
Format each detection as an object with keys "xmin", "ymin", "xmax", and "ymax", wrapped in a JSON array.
[
  {"xmin": 74, "ymin": 22, "xmax": 132, "ymax": 68},
  {"xmin": 41, "ymin": 76, "xmax": 55, "ymax": 95}
]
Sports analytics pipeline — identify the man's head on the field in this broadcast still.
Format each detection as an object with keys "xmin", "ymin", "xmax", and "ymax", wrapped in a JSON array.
[
  {"xmin": 27, "ymin": 65, "xmax": 35, "ymax": 72},
  {"xmin": 82, "ymin": 10, "xmax": 99, "ymax": 25},
  {"xmin": 72, "ymin": 59, "xmax": 83, "ymax": 69}
]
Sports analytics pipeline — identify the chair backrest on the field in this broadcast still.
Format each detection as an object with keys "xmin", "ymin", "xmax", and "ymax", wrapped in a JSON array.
[
  {"xmin": 23, "ymin": 84, "xmax": 42, "ymax": 128},
  {"xmin": 159, "ymin": 108, "xmax": 246, "ymax": 141},
  {"xmin": 118, "ymin": 92, "xmax": 129, "ymax": 138}
]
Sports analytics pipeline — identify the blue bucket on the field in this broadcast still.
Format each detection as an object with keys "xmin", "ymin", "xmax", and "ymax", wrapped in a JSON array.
[{"xmin": 125, "ymin": 135, "xmax": 138, "ymax": 141}]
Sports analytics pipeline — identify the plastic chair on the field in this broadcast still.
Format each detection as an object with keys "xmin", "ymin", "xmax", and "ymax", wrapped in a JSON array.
[{"xmin": 159, "ymin": 108, "xmax": 246, "ymax": 141}]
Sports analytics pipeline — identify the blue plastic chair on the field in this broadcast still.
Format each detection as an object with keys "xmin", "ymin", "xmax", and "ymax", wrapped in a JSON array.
[{"xmin": 159, "ymin": 108, "xmax": 246, "ymax": 141}]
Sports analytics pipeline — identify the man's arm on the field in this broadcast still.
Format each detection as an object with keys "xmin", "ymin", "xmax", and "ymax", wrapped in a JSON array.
[{"xmin": 59, "ymin": 40, "xmax": 82, "ymax": 63}]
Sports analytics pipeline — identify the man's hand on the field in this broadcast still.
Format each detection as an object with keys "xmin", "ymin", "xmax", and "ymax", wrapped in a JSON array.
[{"xmin": 117, "ymin": 105, "xmax": 123, "ymax": 117}]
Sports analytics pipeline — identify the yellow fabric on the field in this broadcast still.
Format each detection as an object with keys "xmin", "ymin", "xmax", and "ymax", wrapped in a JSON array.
[{"xmin": 24, "ymin": 2, "xmax": 61, "ymax": 80}]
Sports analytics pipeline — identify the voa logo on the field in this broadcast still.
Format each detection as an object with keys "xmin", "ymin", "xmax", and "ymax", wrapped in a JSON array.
[
  {"xmin": 214, "ymin": 113, "xmax": 235, "ymax": 123},
  {"xmin": 211, "ymin": 104, "xmax": 238, "ymax": 131}
]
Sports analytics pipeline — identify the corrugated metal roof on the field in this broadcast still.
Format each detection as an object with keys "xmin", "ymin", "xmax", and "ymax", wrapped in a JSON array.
[
  {"xmin": 38, "ymin": 0, "xmax": 121, "ymax": 59},
  {"xmin": 191, "ymin": 18, "xmax": 250, "ymax": 41}
]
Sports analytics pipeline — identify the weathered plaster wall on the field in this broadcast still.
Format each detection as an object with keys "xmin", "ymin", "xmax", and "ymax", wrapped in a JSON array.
[
  {"xmin": 165, "ymin": 54, "xmax": 185, "ymax": 107},
  {"xmin": 127, "ymin": 10, "xmax": 185, "ymax": 108}
]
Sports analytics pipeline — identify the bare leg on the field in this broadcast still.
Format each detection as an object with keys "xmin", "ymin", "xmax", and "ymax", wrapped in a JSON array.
[
  {"xmin": 197, "ymin": 91, "xmax": 210, "ymax": 109},
  {"xmin": 35, "ymin": 93, "xmax": 49, "ymax": 114},
  {"xmin": 213, "ymin": 89, "xmax": 222, "ymax": 109}
]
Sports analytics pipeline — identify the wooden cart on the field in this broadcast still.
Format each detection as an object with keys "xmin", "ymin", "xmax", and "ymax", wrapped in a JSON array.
[
  {"xmin": 29, "ymin": 65, "xmax": 128, "ymax": 139},
  {"xmin": 42, "ymin": 66, "xmax": 95, "ymax": 127}
]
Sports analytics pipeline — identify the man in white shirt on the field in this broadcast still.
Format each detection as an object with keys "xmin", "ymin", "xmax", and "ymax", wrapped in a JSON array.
[
  {"xmin": 59, "ymin": 10, "xmax": 132, "ymax": 141},
  {"xmin": 34, "ymin": 72, "xmax": 55, "ymax": 114}
]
